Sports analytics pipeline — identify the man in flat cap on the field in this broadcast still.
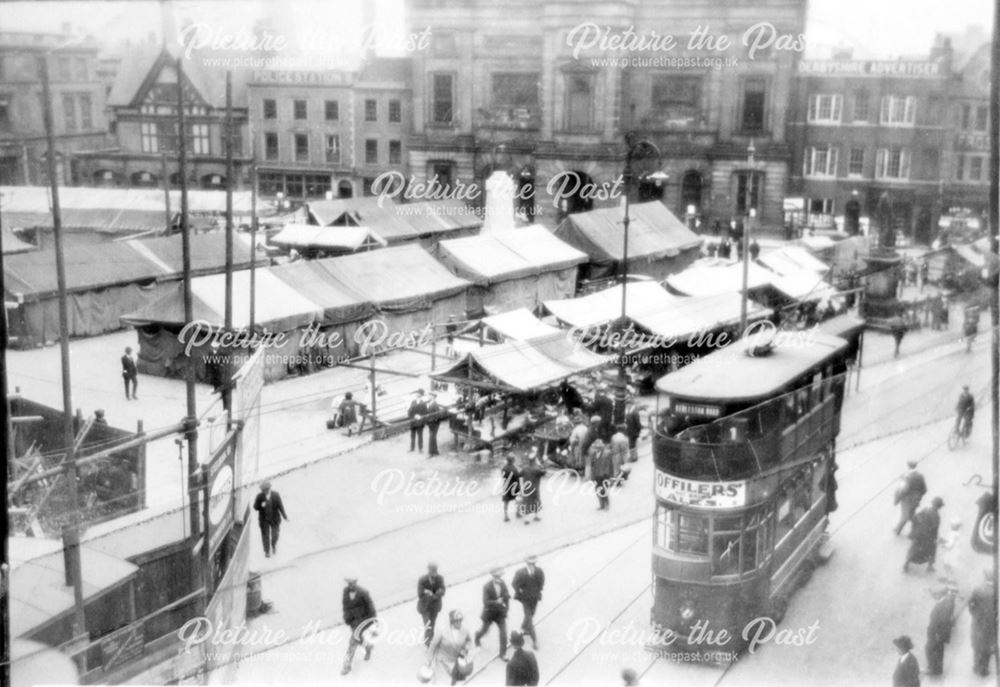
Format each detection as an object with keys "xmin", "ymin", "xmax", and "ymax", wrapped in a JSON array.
[
  {"xmin": 512, "ymin": 555, "xmax": 545, "ymax": 650},
  {"xmin": 342, "ymin": 576, "xmax": 378, "ymax": 675},
  {"xmin": 252, "ymin": 480, "xmax": 288, "ymax": 558},
  {"xmin": 475, "ymin": 568, "xmax": 511, "ymax": 660}
]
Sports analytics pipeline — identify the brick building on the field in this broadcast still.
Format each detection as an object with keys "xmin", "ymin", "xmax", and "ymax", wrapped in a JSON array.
[
  {"xmin": 0, "ymin": 31, "xmax": 110, "ymax": 185},
  {"xmin": 788, "ymin": 36, "xmax": 990, "ymax": 246},
  {"xmin": 405, "ymin": 0, "xmax": 807, "ymax": 228},
  {"xmin": 249, "ymin": 57, "xmax": 411, "ymax": 201},
  {"xmin": 73, "ymin": 45, "xmax": 251, "ymax": 191}
]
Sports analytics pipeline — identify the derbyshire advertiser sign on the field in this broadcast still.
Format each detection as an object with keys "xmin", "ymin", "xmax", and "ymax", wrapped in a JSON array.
[{"xmin": 798, "ymin": 60, "xmax": 943, "ymax": 78}]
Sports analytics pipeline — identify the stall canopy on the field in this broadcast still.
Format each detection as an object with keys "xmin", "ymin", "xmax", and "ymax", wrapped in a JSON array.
[
  {"xmin": 758, "ymin": 246, "xmax": 830, "ymax": 276},
  {"xmin": 631, "ymin": 292, "xmax": 772, "ymax": 343},
  {"xmin": 543, "ymin": 281, "xmax": 679, "ymax": 329},
  {"xmin": 122, "ymin": 269, "xmax": 324, "ymax": 333},
  {"xmin": 0, "ymin": 185, "xmax": 258, "ymax": 217},
  {"xmin": 3, "ymin": 228, "xmax": 36, "ymax": 254},
  {"xmin": 665, "ymin": 259, "xmax": 775, "ymax": 297},
  {"xmin": 270, "ymin": 224, "xmax": 387, "ymax": 253},
  {"xmin": 308, "ymin": 197, "xmax": 481, "ymax": 244},
  {"xmin": 314, "ymin": 243, "xmax": 470, "ymax": 312},
  {"xmin": 481, "ymin": 308, "xmax": 562, "ymax": 341},
  {"xmin": 554, "ymin": 201, "xmax": 702, "ymax": 278},
  {"xmin": 436, "ymin": 226, "xmax": 586, "ymax": 283},
  {"xmin": 433, "ymin": 331, "xmax": 609, "ymax": 392},
  {"xmin": 4, "ymin": 233, "xmax": 259, "ymax": 302},
  {"xmin": 269, "ymin": 260, "xmax": 375, "ymax": 325}
]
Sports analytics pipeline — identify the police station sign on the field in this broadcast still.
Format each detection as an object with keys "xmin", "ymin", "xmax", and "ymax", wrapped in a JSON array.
[{"xmin": 655, "ymin": 470, "xmax": 747, "ymax": 508}]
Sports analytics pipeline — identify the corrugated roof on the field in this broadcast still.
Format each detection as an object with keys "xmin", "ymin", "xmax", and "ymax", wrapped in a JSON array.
[{"xmin": 554, "ymin": 201, "xmax": 701, "ymax": 263}]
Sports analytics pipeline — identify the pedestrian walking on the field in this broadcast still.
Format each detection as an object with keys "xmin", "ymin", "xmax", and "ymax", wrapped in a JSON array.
[
  {"xmin": 904, "ymin": 496, "xmax": 944, "ymax": 573},
  {"xmin": 890, "ymin": 316, "xmax": 907, "ymax": 358},
  {"xmin": 590, "ymin": 439, "xmax": 613, "ymax": 511},
  {"xmin": 425, "ymin": 609, "xmax": 473, "ymax": 685},
  {"xmin": 924, "ymin": 585, "xmax": 958, "ymax": 676},
  {"xmin": 474, "ymin": 568, "xmax": 510, "ymax": 660},
  {"xmin": 252, "ymin": 481, "xmax": 288, "ymax": 558},
  {"xmin": 518, "ymin": 455, "xmax": 544, "ymax": 523},
  {"xmin": 749, "ymin": 239, "xmax": 760, "ymax": 260},
  {"xmin": 341, "ymin": 576, "xmax": 378, "ymax": 675},
  {"xmin": 625, "ymin": 403, "xmax": 644, "ymax": 463},
  {"xmin": 894, "ymin": 461, "xmax": 927, "ymax": 535},
  {"xmin": 608, "ymin": 424, "xmax": 629, "ymax": 484},
  {"xmin": 892, "ymin": 635, "xmax": 920, "ymax": 687},
  {"xmin": 512, "ymin": 556, "xmax": 545, "ymax": 650},
  {"xmin": 426, "ymin": 393, "xmax": 442, "ymax": 457},
  {"xmin": 417, "ymin": 563, "xmax": 446, "ymax": 647},
  {"xmin": 501, "ymin": 454, "xmax": 521, "ymax": 522},
  {"xmin": 121, "ymin": 346, "xmax": 138, "ymax": 400},
  {"xmin": 409, "ymin": 389, "xmax": 428, "ymax": 452},
  {"xmin": 968, "ymin": 568, "xmax": 998, "ymax": 677},
  {"xmin": 505, "ymin": 631, "xmax": 539, "ymax": 686}
]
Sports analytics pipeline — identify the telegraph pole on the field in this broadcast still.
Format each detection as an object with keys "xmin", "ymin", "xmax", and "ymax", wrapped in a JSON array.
[
  {"xmin": 176, "ymin": 57, "xmax": 200, "ymax": 539},
  {"xmin": 41, "ymin": 56, "xmax": 87, "ymax": 643},
  {"xmin": 224, "ymin": 71, "xmax": 234, "ymax": 417},
  {"xmin": 988, "ymin": 0, "xmax": 999, "ymax": 661}
]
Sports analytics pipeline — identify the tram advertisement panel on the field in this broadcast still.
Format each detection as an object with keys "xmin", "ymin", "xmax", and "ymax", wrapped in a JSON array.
[{"xmin": 655, "ymin": 469, "xmax": 747, "ymax": 508}]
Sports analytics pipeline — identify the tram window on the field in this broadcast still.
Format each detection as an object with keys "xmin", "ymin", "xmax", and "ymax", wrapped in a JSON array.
[
  {"xmin": 712, "ymin": 532, "xmax": 741, "ymax": 576},
  {"xmin": 655, "ymin": 506, "xmax": 673, "ymax": 549},
  {"xmin": 678, "ymin": 514, "xmax": 709, "ymax": 555}
]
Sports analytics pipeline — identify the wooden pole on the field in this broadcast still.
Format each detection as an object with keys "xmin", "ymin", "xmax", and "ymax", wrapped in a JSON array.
[
  {"xmin": 176, "ymin": 57, "xmax": 201, "ymax": 539},
  {"xmin": 224, "ymin": 71, "xmax": 234, "ymax": 418},
  {"xmin": 161, "ymin": 151, "xmax": 171, "ymax": 231},
  {"xmin": 988, "ymin": 0, "xmax": 999, "ymax": 652},
  {"xmin": 41, "ymin": 55, "xmax": 87, "ymax": 646}
]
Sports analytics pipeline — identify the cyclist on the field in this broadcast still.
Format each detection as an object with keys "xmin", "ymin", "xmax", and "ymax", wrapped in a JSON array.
[{"xmin": 955, "ymin": 386, "xmax": 975, "ymax": 437}]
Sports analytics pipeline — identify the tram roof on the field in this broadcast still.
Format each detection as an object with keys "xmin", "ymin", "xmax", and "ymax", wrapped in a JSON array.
[{"xmin": 655, "ymin": 331, "xmax": 850, "ymax": 403}]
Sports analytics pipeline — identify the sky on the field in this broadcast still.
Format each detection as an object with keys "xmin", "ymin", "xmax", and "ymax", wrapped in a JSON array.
[{"xmin": 0, "ymin": 0, "xmax": 993, "ymax": 60}]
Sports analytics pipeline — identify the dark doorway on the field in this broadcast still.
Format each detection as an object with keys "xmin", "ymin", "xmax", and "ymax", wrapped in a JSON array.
[
  {"xmin": 338, "ymin": 180, "xmax": 353, "ymax": 198},
  {"xmin": 562, "ymin": 170, "xmax": 594, "ymax": 214},
  {"xmin": 844, "ymin": 199, "xmax": 861, "ymax": 235},
  {"xmin": 680, "ymin": 170, "xmax": 703, "ymax": 214}
]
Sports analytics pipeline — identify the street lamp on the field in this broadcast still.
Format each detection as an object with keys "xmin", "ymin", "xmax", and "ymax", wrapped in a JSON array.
[
  {"xmin": 739, "ymin": 140, "xmax": 757, "ymax": 335},
  {"xmin": 615, "ymin": 133, "xmax": 668, "ymax": 424}
]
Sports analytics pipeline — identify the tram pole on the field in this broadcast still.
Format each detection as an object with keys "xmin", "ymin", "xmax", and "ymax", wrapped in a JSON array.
[
  {"xmin": 987, "ymin": 0, "xmax": 999, "ymax": 660},
  {"xmin": 740, "ymin": 140, "xmax": 755, "ymax": 335}
]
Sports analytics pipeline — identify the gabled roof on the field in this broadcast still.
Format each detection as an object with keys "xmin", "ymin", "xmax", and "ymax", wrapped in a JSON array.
[
  {"xmin": 270, "ymin": 224, "xmax": 386, "ymax": 251},
  {"xmin": 544, "ymin": 281, "xmax": 679, "ymax": 329},
  {"xmin": 107, "ymin": 45, "xmax": 249, "ymax": 109},
  {"xmin": 436, "ymin": 226, "xmax": 586, "ymax": 284},
  {"xmin": 481, "ymin": 308, "xmax": 562, "ymax": 341},
  {"xmin": 554, "ymin": 201, "xmax": 701, "ymax": 264},
  {"xmin": 308, "ymin": 197, "xmax": 481, "ymax": 243},
  {"xmin": 665, "ymin": 259, "xmax": 775, "ymax": 297},
  {"xmin": 2, "ymin": 228, "xmax": 36, "ymax": 254},
  {"xmin": 631, "ymin": 293, "xmax": 772, "ymax": 344}
]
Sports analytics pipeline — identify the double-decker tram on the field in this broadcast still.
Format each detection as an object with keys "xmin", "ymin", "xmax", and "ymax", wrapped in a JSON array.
[{"xmin": 650, "ymin": 330, "xmax": 855, "ymax": 658}]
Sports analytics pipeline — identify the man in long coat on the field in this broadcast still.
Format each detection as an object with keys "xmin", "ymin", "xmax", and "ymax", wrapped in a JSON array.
[
  {"xmin": 417, "ymin": 563, "xmax": 446, "ymax": 647},
  {"xmin": 925, "ymin": 586, "xmax": 958, "ymax": 675},
  {"xmin": 904, "ymin": 497, "xmax": 943, "ymax": 573},
  {"xmin": 968, "ymin": 569, "xmax": 998, "ymax": 677},
  {"xmin": 512, "ymin": 556, "xmax": 545, "ymax": 650},
  {"xmin": 341, "ymin": 576, "xmax": 377, "ymax": 675},
  {"xmin": 252, "ymin": 481, "xmax": 288, "ymax": 558},
  {"xmin": 475, "ymin": 568, "xmax": 511, "ymax": 660},
  {"xmin": 895, "ymin": 461, "xmax": 927, "ymax": 535}
]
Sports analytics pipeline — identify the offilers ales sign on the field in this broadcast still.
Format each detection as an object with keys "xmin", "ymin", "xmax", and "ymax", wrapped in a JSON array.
[{"xmin": 655, "ymin": 470, "xmax": 747, "ymax": 508}]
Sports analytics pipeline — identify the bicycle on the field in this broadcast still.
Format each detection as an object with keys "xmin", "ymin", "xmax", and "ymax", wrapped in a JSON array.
[{"xmin": 947, "ymin": 413, "xmax": 972, "ymax": 450}]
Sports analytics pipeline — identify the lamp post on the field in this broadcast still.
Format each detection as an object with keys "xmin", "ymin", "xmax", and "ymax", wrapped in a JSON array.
[
  {"xmin": 739, "ymin": 140, "xmax": 756, "ymax": 335},
  {"xmin": 616, "ymin": 134, "xmax": 668, "ymax": 425}
]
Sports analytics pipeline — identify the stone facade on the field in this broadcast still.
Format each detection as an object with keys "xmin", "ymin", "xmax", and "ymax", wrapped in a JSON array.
[{"xmin": 406, "ymin": 0, "xmax": 807, "ymax": 229}]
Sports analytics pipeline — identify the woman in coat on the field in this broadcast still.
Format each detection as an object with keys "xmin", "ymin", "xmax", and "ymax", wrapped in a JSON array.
[
  {"xmin": 426, "ymin": 610, "xmax": 473, "ymax": 685},
  {"xmin": 518, "ymin": 454, "xmax": 545, "ymax": 523}
]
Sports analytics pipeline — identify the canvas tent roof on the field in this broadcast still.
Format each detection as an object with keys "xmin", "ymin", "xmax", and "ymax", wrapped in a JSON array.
[
  {"xmin": 758, "ymin": 246, "xmax": 830, "ymax": 276},
  {"xmin": 481, "ymin": 308, "xmax": 562, "ymax": 341},
  {"xmin": 544, "ymin": 281, "xmax": 679, "ymax": 329},
  {"xmin": 270, "ymin": 224, "xmax": 387, "ymax": 251},
  {"xmin": 433, "ymin": 331, "xmax": 609, "ymax": 392},
  {"xmin": 312, "ymin": 244, "xmax": 470, "ymax": 310},
  {"xmin": 631, "ymin": 292, "xmax": 772, "ymax": 344},
  {"xmin": 0, "ymin": 185, "xmax": 257, "ymax": 220},
  {"xmin": 308, "ymin": 197, "xmax": 482, "ymax": 243},
  {"xmin": 4, "ymin": 233, "xmax": 259, "ymax": 301},
  {"xmin": 665, "ymin": 260, "xmax": 775, "ymax": 297},
  {"xmin": 2, "ymin": 228, "xmax": 36, "ymax": 254},
  {"xmin": 436, "ymin": 226, "xmax": 586, "ymax": 283},
  {"xmin": 269, "ymin": 260, "xmax": 375, "ymax": 325},
  {"xmin": 122, "ymin": 269, "xmax": 323, "ymax": 332},
  {"xmin": 554, "ymin": 201, "xmax": 701, "ymax": 264}
]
